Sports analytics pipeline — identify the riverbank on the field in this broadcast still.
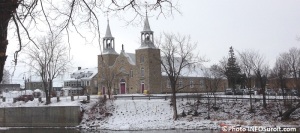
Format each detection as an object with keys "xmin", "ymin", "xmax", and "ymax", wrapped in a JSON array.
[
  {"xmin": 0, "ymin": 93, "xmax": 299, "ymax": 132},
  {"xmin": 79, "ymin": 96, "xmax": 300, "ymax": 131}
]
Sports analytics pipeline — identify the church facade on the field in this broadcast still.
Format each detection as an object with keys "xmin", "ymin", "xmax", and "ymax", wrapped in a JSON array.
[{"xmin": 98, "ymin": 16, "xmax": 228, "ymax": 94}]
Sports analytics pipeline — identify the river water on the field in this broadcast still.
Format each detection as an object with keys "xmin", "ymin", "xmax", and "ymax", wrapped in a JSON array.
[
  {"xmin": 0, "ymin": 128, "xmax": 298, "ymax": 133},
  {"xmin": 0, "ymin": 128, "xmax": 221, "ymax": 133}
]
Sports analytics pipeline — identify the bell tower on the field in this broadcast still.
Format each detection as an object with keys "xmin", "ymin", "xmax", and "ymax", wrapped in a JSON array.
[
  {"xmin": 135, "ymin": 13, "xmax": 162, "ymax": 93},
  {"xmin": 140, "ymin": 12, "xmax": 155, "ymax": 49},
  {"xmin": 98, "ymin": 20, "xmax": 119, "ymax": 95},
  {"xmin": 98, "ymin": 20, "xmax": 119, "ymax": 66},
  {"xmin": 103, "ymin": 20, "xmax": 118, "ymax": 55}
]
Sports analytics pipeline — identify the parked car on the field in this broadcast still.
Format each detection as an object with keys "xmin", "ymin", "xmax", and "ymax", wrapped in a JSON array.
[
  {"xmin": 265, "ymin": 89, "xmax": 276, "ymax": 96},
  {"xmin": 225, "ymin": 88, "xmax": 234, "ymax": 95},
  {"xmin": 15, "ymin": 95, "xmax": 34, "ymax": 102},
  {"xmin": 278, "ymin": 89, "xmax": 287, "ymax": 96},
  {"xmin": 242, "ymin": 88, "xmax": 249, "ymax": 95},
  {"xmin": 248, "ymin": 88, "xmax": 255, "ymax": 95},
  {"xmin": 235, "ymin": 89, "xmax": 244, "ymax": 95}
]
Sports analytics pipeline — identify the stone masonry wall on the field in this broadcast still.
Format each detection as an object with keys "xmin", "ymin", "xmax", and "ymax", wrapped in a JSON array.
[{"xmin": 0, "ymin": 106, "xmax": 80, "ymax": 127}]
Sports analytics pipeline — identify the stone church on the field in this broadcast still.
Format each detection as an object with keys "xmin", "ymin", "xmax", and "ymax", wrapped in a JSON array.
[{"xmin": 98, "ymin": 15, "xmax": 228, "ymax": 94}]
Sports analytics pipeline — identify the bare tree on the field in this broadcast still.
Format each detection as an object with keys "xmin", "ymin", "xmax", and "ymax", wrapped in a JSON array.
[
  {"xmin": 270, "ymin": 58, "xmax": 290, "ymax": 101},
  {"xmin": 0, "ymin": 0, "xmax": 179, "ymax": 83},
  {"xmin": 25, "ymin": 33, "xmax": 69, "ymax": 104},
  {"xmin": 98, "ymin": 61, "xmax": 121, "ymax": 99},
  {"xmin": 205, "ymin": 64, "xmax": 225, "ymax": 107},
  {"xmin": 157, "ymin": 33, "xmax": 204, "ymax": 120},
  {"xmin": 277, "ymin": 47, "xmax": 300, "ymax": 94},
  {"xmin": 248, "ymin": 50, "xmax": 269, "ymax": 108},
  {"xmin": 271, "ymin": 49, "xmax": 300, "ymax": 120},
  {"xmin": 238, "ymin": 50, "xmax": 269, "ymax": 108},
  {"xmin": 238, "ymin": 50, "xmax": 256, "ymax": 112}
]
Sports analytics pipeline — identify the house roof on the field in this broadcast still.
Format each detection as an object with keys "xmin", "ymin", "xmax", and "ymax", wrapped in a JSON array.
[{"xmin": 64, "ymin": 67, "xmax": 98, "ymax": 81}]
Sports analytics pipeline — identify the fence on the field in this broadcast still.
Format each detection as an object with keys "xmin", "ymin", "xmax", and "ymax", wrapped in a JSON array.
[{"xmin": 114, "ymin": 94, "xmax": 300, "ymax": 102}]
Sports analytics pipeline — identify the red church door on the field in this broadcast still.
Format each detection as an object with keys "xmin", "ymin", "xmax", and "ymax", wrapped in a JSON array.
[
  {"xmin": 120, "ymin": 83, "xmax": 126, "ymax": 94},
  {"xmin": 141, "ymin": 82, "xmax": 144, "ymax": 94}
]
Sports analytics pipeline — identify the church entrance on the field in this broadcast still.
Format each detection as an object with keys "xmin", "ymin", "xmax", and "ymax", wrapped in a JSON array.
[
  {"xmin": 141, "ymin": 82, "xmax": 144, "ymax": 94},
  {"xmin": 120, "ymin": 79, "xmax": 126, "ymax": 94}
]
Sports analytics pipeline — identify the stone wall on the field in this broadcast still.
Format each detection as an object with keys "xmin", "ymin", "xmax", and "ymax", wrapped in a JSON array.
[{"xmin": 0, "ymin": 106, "xmax": 80, "ymax": 127}]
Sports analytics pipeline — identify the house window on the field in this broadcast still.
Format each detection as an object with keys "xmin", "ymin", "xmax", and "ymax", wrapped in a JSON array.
[
  {"xmin": 130, "ymin": 69, "xmax": 133, "ymax": 78},
  {"xmin": 179, "ymin": 80, "xmax": 183, "ymax": 88},
  {"xmin": 141, "ymin": 68, "xmax": 144, "ymax": 77},
  {"xmin": 200, "ymin": 79, "xmax": 205, "ymax": 89},
  {"xmin": 190, "ymin": 80, "xmax": 194, "ymax": 88},
  {"xmin": 167, "ymin": 79, "xmax": 171, "ymax": 88}
]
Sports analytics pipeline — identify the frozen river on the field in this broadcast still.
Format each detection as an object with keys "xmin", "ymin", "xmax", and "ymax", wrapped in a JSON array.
[
  {"xmin": 1, "ymin": 128, "xmax": 299, "ymax": 133},
  {"xmin": 0, "ymin": 128, "xmax": 223, "ymax": 133}
]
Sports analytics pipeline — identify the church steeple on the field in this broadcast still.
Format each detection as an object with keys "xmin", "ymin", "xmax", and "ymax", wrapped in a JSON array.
[
  {"xmin": 103, "ymin": 20, "xmax": 118, "ymax": 55},
  {"xmin": 105, "ymin": 20, "xmax": 113, "ymax": 37},
  {"xmin": 140, "ymin": 13, "xmax": 155, "ymax": 49},
  {"xmin": 143, "ymin": 13, "xmax": 151, "ymax": 32}
]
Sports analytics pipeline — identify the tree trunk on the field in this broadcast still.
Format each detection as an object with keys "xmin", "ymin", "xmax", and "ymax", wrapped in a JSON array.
[
  {"xmin": 46, "ymin": 79, "xmax": 52, "ymax": 104},
  {"xmin": 45, "ymin": 87, "xmax": 50, "ymax": 104},
  {"xmin": 281, "ymin": 102, "xmax": 300, "ymax": 121},
  {"xmin": 108, "ymin": 87, "xmax": 111, "ymax": 99},
  {"xmin": 249, "ymin": 92, "xmax": 254, "ymax": 112},
  {"xmin": 262, "ymin": 90, "xmax": 266, "ymax": 108},
  {"xmin": 0, "ymin": 1, "xmax": 19, "ymax": 82},
  {"xmin": 171, "ymin": 91, "xmax": 178, "ymax": 120}
]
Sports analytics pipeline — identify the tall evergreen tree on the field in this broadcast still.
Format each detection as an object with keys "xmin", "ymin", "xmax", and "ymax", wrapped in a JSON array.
[{"xmin": 225, "ymin": 46, "xmax": 241, "ymax": 92}]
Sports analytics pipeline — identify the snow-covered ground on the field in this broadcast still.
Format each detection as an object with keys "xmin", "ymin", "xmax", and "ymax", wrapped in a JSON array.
[
  {"xmin": 79, "ymin": 95, "xmax": 300, "ymax": 131},
  {"xmin": 0, "ymin": 91, "xmax": 299, "ymax": 132}
]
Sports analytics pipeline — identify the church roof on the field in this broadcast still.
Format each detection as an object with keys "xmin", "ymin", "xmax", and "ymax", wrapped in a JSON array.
[{"xmin": 123, "ymin": 52, "xmax": 136, "ymax": 65}]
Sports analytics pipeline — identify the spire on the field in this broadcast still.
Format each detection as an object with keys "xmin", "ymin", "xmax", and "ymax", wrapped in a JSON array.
[
  {"xmin": 138, "ymin": 3, "xmax": 156, "ymax": 49},
  {"xmin": 102, "ymin": 19, "xmax": 118, "ymax": 55},
  {"xmin": 105, "ymin": 19, "xmax": 113, "ymax": 37},
  {"xmin": 143, "ymin": 13, "xmax": 151, "ymax": 32}
]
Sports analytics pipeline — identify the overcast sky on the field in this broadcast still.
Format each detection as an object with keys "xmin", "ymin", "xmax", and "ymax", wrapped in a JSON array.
[{"xmin": 5, "ymin": 0, "xmax": 300, "ymax": 84}]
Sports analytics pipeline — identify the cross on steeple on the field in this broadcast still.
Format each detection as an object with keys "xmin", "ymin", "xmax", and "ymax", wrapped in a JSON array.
[
  {"xmin": 106, "ymin": 11, "xmax": 109, "ymax": 22},
  {"xmin": 145, "ymin": 1, "xmax": 148, "ymax": 16}
]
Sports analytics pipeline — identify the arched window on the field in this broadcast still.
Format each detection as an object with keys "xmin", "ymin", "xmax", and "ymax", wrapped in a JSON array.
[
  {"xmin": 140, "ymin": 56, "xmax": 144, "ymax": 63},
  {"xmin": 130, "ymin": 69, "xmax": 133, "ymax": 78},
  {"xmin": 141, "ymin": 68, "xmax": 144, "ymax": 77}
]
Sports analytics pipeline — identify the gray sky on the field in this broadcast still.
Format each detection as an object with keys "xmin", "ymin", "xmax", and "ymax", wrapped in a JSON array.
[{"xmin": 5, "ymin": 0, "xmax": 300, "ymax": 84}]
